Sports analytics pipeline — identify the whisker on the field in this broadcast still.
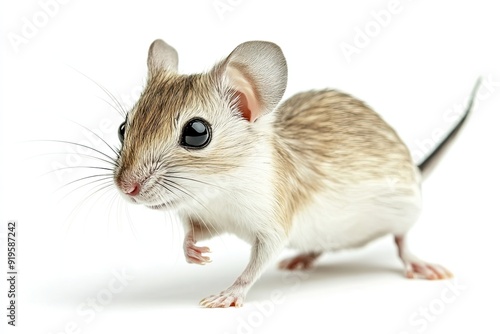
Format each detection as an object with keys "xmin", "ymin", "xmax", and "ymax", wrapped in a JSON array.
[
  {"xmin": 54, "ymin": 174, "xmax": 114, "ymax": 194},
  {"xmin": 39, "ymin": 166, "xmax": 114, "ymax": 179},
  {"xmin": 63, "ymin": 181, "xmax": 115, "ymax": 233},
  {"xmin": 83, "ymin": 183, "xmax": 117, "ymax": 238},
  {"xmin": 161, "ymin": 192, "xmax": 192, "ymax": 255},
  {"xmin": 99, "ymin": 96, "xmax": 127, "ymax": 119},
  {"xmin": 67, "ymin": 120, "xmax": 121, "ymax": 157},
  {"xmin": 162, "ymin": 161, "xmax": 271, "ymax": 174},
  {"xmin": 33, "ymin": 140, "xmax": 118, "ymax": 165},
  {"xmin": 159, "ymin": 179, "xmax": 202, "ymax": 206},
  {"xmin": 158, "ymin": 179, "xmax": 221, "ymax": 239},
  {"xmin": 69, "ymin": 66, "xmax": 128, "ymax": 118},
  {"xmin": 166, "ymin": 175, "xmax": 226, "ymax": 191},
  {"xmin": 108, "ymin": 192, "xmax": 120, "ymax": 236},
  {"xmin": 155, "ymin": 188, "xmax": 216, "ymax": 248},
  {"xmin": 122, "ymin": 198, "xmax": 139, "ymax": 241},
  {"xmin": 26, "ymin": 152, "xmax": 117, "ymax": 168},
  {"xmin": 164, "ymin": 172, "xmax": 263, "ymax": 197},
  {"xmin": 58, "ymin": 178, "xmax": 114, "ymax": 205},
  {"xmin": 190, "ymin": 209, "xmax": 218, "ymax": 242}
]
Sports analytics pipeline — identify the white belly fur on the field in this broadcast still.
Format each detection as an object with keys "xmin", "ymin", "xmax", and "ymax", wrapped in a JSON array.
[{"xmin": 287, "ymin": 180, "xmax": 422, "ymax": 252}]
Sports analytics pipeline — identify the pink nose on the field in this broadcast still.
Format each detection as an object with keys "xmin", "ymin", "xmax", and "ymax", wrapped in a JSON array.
[{"xmin": 124, "ymin": 183, "xmax": 141, "ymax": 196}]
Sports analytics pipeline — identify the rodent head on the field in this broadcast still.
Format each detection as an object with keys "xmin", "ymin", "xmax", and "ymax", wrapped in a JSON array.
[{"xmin": 113, "ymin": 39, "xmax": 287, "ymax": 210}]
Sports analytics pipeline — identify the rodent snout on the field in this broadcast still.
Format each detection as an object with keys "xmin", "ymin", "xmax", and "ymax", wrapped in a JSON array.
[
  {"xmin": 114, "ymin": 169, "xmax": 145, "ymax": 198},
  {"xmin": 122, "ymin": 183, "xmax": 141, "ymax": 197}
]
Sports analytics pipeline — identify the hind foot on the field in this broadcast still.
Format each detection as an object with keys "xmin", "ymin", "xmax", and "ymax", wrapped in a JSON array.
[
  {"xmin": 278, "ymin": 252, "xmax": 321, "ymax": 270},
  {"xmin": 395, "ymin": 235, "xmax": 453, "ymax": 280}
]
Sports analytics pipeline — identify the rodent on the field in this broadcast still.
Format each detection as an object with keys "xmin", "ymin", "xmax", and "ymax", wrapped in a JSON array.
[{"xmin": 113, "ymin": 39, "xmax": 480, "ymax": 308}]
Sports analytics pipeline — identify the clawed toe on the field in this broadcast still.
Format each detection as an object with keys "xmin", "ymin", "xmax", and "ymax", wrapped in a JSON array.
[
  {"xmin": 395, "ymin": 235, "xmax": 452, "ymax": 280},
  {"xmin": 200, "ymin": 293, "xmax": 244, "ymax": 308},
  {"xmin": 185, "ymin": 244, "xmax": 211, "ymax": 265},
  {"xmin": 405, "ymin": 262, "xmax": 453, "ymax": 280}
]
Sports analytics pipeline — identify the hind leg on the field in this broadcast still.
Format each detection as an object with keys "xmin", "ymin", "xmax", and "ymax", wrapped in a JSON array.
[
  {"xmin": 278, "ymin": 252, "xmax": 322, "ymax": 270},
  {"xmin": 395, "ymin": 235, "xmax": 453, "ymax": 280}
]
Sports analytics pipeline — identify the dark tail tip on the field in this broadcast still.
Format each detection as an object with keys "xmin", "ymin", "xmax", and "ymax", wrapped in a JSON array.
[{"xmin": 417, "ymin": 78, "xmax": 482, "ymax": 176}]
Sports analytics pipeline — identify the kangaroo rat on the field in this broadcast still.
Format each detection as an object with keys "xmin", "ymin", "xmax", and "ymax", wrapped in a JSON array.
[{"xmin": 113, "ymin": 39, "xmax": 479, "ymax": 308}]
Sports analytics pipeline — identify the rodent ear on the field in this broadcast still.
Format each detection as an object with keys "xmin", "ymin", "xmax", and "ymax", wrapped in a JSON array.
[
  {"xmin": 219, "ymin": 41, "xmax": 288, "ymax": 122},
  {"xmin": 147, "ymin": 39, "xmax": 178, "ymax": 74}
]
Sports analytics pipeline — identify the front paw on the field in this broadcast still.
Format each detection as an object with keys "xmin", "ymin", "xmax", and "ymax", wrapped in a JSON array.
[
  {"xmin": 200, "ymin": 291, "xmax": 245, "ymax": 308},
  {"xmin": 184, "ymin": 242, "xmax": 211, "ymax": 265}
]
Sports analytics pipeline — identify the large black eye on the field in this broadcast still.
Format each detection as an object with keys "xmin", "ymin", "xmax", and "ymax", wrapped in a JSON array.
[
  {"xmin": 118, "ymin": 122, "xmax": 126, "ymax": 143},
  {"xmin": 181, "ymin": 118, "xmax": 211, "ymax": 149}
]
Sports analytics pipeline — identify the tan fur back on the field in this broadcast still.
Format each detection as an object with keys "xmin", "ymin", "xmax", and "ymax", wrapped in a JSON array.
[
  {"xmin": 276, "ymin": 90, "xmax": 416, "ymax": 182},
  {"xmin": 271, "ymin": 90, "xmax": 418, "ymax": 228}
]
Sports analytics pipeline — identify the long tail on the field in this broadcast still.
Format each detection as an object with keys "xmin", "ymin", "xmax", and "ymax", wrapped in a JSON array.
[{"xmin": 418, "ymin": 78, "xmax": 482, "ymax": 177}]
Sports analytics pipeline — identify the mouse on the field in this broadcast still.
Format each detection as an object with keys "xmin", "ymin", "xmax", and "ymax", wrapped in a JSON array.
[{"xmin": 112, "ymin": 39, "xmax": 480, "ymax": 308}]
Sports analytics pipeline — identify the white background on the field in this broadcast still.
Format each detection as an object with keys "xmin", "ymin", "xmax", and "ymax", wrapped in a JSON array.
[{"xmin": 1, "ymin": 0, "xmax": 500, "ymax": 333}]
